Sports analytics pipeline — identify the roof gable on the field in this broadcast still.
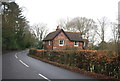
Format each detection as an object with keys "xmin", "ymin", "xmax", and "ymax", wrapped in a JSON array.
[
  {"xmin": 43, "ymin": 29, "xmax": 87, "ymax": 42},
  {"xmin": 43, "ymin": 29, "xmax": 67, "ymax": 41}
]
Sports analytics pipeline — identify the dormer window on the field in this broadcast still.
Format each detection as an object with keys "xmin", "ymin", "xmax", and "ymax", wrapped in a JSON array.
[
  {"xmin": 59, "ymin": 40, "xmax": 64, "ymax": 46},
  {"xmin": 74, "ymin": 41, "xmax": 79, "ymax": 47}
]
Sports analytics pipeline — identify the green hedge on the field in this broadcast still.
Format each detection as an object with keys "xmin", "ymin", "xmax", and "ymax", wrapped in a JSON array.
[
  {"xmin": 29, "ymin": 49, "xmax": 120, "ymax": 79},
  {"xmin": 29, "ymin": 48, "xmax": 37, "ymax": 55}
]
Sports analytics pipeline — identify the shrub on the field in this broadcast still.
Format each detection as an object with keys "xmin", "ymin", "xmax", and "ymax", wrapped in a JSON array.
[
  {"xmin": 29, "ymin": 49, "xmax": 120, "ymax": 79},
  {"xmin": 29, "ymin": 48, "xmax": 37, "ymax": 55}
]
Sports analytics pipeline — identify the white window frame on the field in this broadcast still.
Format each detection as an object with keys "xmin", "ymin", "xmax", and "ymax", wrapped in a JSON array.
[
  {"xmin": 74, "ymin": 41, "xmax": 79, "ymax": 47},
  {"xmin": 49, "ymin": 41, "xmax": 50, "ymax": 45},
  {"xmin": 83, "ymin": 42, "xmax": 86, "ymax": 47},
  {"xmin": 59, "ymin": 40, "xmax": 64, "ymax": 46}
]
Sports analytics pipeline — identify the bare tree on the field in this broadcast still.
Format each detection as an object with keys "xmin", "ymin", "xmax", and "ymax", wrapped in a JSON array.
[
  {"xmin": 118, "ymin": 24, "xmax": 120, "ymax": 54},
  {"xmin": 57, "ymin": 18, "xmax": 71, "ymax": 30},
  {"xmin": 30, "ymin": 23, "xmax": 48, "ymax": 41},
  {"xmin": 58, "ymin": 17, "xmax": 96, "ymax": 39},
  {"xmin": 57, "ymin": 17, "xmax": 97, "ymax": 49},
  {"xmin": 96, "ymin": 17, "xmax": 108, "ymax": 43},
  {"xmin": 110, "ymin": 22, "xmax": 118, "ymax": 43},
  {"xmin": 30, "ymin": 23, "xmax": 48, "ymax": 48},
  {"xmin": 95, "ymin": 17, "xmax": 110, "ymax": 50},
  {"xmin": 106, "ymin": 22, "xmax": 119, "ymax": 51}
]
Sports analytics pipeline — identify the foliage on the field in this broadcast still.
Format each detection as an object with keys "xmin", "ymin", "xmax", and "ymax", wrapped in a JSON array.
[
  {"xmin": 29, "ymin": 48, "xmax": 37, "ymax": 55},
  {"xmin": 2, "ymin": 2, "xmax": 37, "ymax": 50},
  {"xmin": 29, "ymin": 49, "xmax": 120, "ymax": 79},
  {"xmin": 30, "ymin": 23, "xmax": 48, "ymax": 49}
]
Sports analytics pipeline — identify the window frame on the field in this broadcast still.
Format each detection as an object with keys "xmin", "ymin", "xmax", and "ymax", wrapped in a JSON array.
[
  {"xmin": 83, "ymin": 42, "xmax": 86, "ymax": 47},
  {"xmin": 74, "ymin": 41, "xmax": 79, "ymax": 47},
  {"xmin": 59, "ymin": 40, "xmax": 64, "ymax": 46},
  {"xmin": 48, "ymin": 41, "xmax": 50, "ymax": 45}
]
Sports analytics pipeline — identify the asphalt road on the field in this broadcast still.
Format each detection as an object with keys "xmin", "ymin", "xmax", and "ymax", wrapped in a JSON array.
[{"xmin": 2, "ymin": 50, "xmax": 100, "ymax": 81}]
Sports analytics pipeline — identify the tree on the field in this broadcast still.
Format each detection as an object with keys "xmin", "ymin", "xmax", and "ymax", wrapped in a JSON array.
[
  {"xmin": 95, "ymin": 17, "xmax": 108, "ymax": 50},
  {"xmin": 118, "ymin": 24, "xmax": 120, "ymax": 54},
  {"xmin": 96, "ymin": 17, "xmax": 108, "ymax": 43},
  {"xmin": 30, "ymin": 23, "xmax": 48, "ymax": 48},
  {"xmin": 22, "ymin": 25, "xmax": 37, "ymax": 48},
  {"xmin": 2, "ymin": 2, "xmax": 36, "ymax": 50},
  {"xmin": 57, "ymin": 18, "xmax": 71, "ymax": 31},
  {"xmin": 57, "ymin": 17, "xmax": 97, "ymax": 49},
  {"xmin": 110, "ymin": 22, "xmax": 118, "ymax": 43},
  {"xmin": 2, "ymin": 2, "xmax": 20, "ymax": 49},
  {"xmin": 58, "ymin": 17, "xmax": 96, "ymax": 39}
]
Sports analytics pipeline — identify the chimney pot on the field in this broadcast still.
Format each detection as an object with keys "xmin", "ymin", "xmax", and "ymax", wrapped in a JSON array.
[{"xmin": 56, "ymin": 25, "xmax": 60, "ymax": 30}]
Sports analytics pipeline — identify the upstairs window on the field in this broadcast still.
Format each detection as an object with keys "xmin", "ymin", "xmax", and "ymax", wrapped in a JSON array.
[
  {"xmin": 59, "ymin": 40, "xmax": 64, "ymax": 46},
  {"xmin": 74, "ymin": 41, "xmax": 79, "ymax": 47}
]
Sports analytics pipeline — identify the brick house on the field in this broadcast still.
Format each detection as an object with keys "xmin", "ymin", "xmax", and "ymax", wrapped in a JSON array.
[{"xmin": 43, "ymin": 26, "xmax": 88, "ymax": 50}]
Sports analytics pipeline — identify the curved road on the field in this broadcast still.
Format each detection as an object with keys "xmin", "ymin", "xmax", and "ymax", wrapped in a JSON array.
[{"xmin": 2, "ymin": 50, "xmax": 100, "ymax": 81}]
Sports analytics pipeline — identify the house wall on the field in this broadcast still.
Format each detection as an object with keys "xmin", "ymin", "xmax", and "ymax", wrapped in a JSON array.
[
  {"xmin": 52, "ymin": 32, "xmax": 83, "ymax": 50},
  {"xmin": 43, "ymin": 31, "xmax": 84, "ymax": 50},
  {"xmin": 43, "ymin": 41, "xmax": 53, "ymax": 50}
]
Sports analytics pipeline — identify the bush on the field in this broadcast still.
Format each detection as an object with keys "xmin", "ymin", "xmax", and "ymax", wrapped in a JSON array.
[
  {"xmin": 29, "ymin": 49, "xmax": 120, "ymax": 79},
  {"xmin": 29, "ymin": 48, "xmax": 37, "ymax": 55}
]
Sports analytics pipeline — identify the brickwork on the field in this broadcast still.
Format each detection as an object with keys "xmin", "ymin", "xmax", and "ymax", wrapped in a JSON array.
[
  {"xmin": 43, "ymin": 31, "xmax": 84, "ymax": 50},
  {"xmin": 43, "ymin": 41, "xmax": 53, "ymax": 50}
]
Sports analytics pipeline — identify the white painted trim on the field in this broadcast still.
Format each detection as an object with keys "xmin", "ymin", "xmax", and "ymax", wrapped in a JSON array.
[
  {"xmin": 83, "ymin": 42, "xmax": 86, "ymax": 47},
  {"xmin": 74, "ymin": 41, "xmax": 79, "ymax": 47},
  {"xmin": 48, "ymin": 41, "xmax": 50, "ymax": 45},
  {"xmin": 59, "ymin": 40, "xmax": 64, "ymax": 46}
]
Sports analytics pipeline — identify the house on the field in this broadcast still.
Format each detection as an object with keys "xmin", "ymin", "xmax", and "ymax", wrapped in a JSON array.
[{"xmin": 43, "ymin": 26, "xmax": 88, "ymax": 50}]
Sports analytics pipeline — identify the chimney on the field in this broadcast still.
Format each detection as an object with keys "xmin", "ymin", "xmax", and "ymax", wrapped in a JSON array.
[{"xmin": 56, "ymin": 25, "xmax": 61, "ymax": 31}]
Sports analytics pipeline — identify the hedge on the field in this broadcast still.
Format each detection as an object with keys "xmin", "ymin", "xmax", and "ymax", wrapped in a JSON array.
[{"xmin": 29, "ymin": 49, "xmax": 120, "ymax": 79}]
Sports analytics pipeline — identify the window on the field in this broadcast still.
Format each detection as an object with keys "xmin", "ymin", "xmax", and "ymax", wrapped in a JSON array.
[
  {"xmin": 74, "ymin": 41, "xmax": 79, "ymax": 47},
  {"xmin": 59, "ymin": 40, "xmax": 64, "ymax": 46},
  {"xmin": 83, "ymin": 42, "xmax": 86, "ymax": 47},
  {"xmin": 49, "ymin": 41, "xmax": 50, "ymax": 45}
]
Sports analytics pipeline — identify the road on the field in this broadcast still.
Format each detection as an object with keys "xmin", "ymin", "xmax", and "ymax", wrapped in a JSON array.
[{"xmin": 2, "ymin": 50, "xmax": 100, "ymax": 81}]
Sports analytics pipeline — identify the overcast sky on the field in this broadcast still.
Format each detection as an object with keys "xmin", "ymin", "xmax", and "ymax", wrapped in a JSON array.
[{"xmin": 15, "ymin": 0, "xmax": 120, "ymax": 32}]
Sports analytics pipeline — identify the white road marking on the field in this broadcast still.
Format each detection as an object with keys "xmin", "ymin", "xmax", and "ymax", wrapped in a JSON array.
[
  {"xmin": 38, "ymin": 73, "xmax": 51, "ymax": 81},
  {"xmin": 15, "ymin": 53, "xmax": 18, "ymax": 58},
  {"xmin": 19, "ymin": 60, "xmax": 29, "ymax": 67}
]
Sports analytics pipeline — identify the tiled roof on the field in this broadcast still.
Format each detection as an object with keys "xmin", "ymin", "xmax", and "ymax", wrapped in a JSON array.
[
  {"xmin": 43, "ymin": 29, "xmax": 61, "ymax": 41},
  {"xmin": 65, "ymin": 32, "xmax": 83, "ymax": 41},
  {"xmin": 43, "ymin": 29, "xmax": 88, "ymax": 42}
]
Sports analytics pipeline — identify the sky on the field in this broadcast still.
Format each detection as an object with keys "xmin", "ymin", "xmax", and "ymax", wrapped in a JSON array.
[
  {"xmin": 14, "ymin": 0, "xmax": 120, "ymax": 44},
  {"xmin": 15, "ymin": 0, "xmax": 120, "ymax": 32}
]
